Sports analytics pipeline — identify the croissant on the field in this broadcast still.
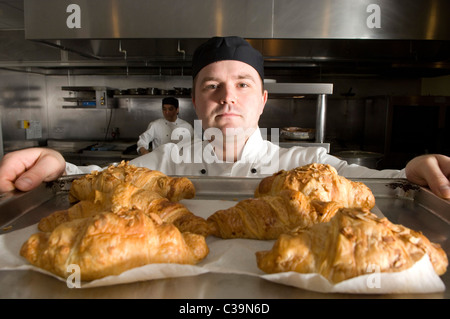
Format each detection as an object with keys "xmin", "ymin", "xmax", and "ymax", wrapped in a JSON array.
[
  {"xmin": 69, "ymin": 161, "xmax": 195, "ymax": 203},
  {"xmin": 39, "ymin": 183, "xmax": 211, "ymax": 236},
  {"xmin": 255, "ymin": 163, "xmax": 375, "ymax": 210},
  {"xmin": 38, "ymin": 200, "xmax": 105, "ymax": 232},
  {"xmin": 256, "ymin": 208, "xmax": 448, "ymax": 283},
  {"xmin": 21, "ymin": 209, "xmax": 209, "ymax": 281},
  {"xmin": 207, "ymin": 189, "xmax": 343, "ymax": 240}
]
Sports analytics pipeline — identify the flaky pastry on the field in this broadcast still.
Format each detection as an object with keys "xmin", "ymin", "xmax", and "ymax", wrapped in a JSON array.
[
  {"xmin": 207, "ymin": 189, "xmax": 342, "ymax": 239},
  {"xmin": 256, "ymin": 208, "xmax": 448, "ymax": 283},
  {"xmin": 21, "ymin": 209, "xmax": 209, "ymax": 281},
  {"xmin": 39, "ymin": 182, "xmax": 211, "ymax": 236},
  {"xmin": 69, "ymin": 161, "xmax": 195, "ymax": 203},
  {"xmin": 255, "ymin": 163, "xmax": 375, "ymax": 210}
]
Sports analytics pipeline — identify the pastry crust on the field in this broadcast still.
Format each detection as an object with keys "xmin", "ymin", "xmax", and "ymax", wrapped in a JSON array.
[
  {"xmin": 39, "ymin": 163, "xmax": 210, "ymax": 236},
  {"xmin": 39, "ymin": 182, "xmax": 211, "ymax": 236},
  {"xmin": 69, "ymin": 161, "xmax": 195, "ymax": 203},
  {"xmin": 207, "ymin": 163, "xmax": 374, "ymax": 240},
  {"xmin": 21, "ymin": 209, "xmax": 209, "ymax": 281},
  {"xmin": 256, "ymin": 208, "xmax": 448, "ymax": 283},
  {"xmin": 255, "ymin": 163, "xmax": 375, "ymax": 210},
  {"xmin": 25, "ymin": 164, "xmax": 210, "ymax": 281},
  {"xmin": 207, "ymin": 190, "xmax": 342, "ymax": 239}
]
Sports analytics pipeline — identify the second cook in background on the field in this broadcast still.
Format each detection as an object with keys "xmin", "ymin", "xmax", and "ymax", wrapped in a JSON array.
[{"xmin": 136, "ymin": 97, "xmax": 194, "ymax": 155}]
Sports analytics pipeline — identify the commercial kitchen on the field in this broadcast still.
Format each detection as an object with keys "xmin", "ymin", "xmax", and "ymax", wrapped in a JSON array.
[{"xmin": 0, "ymin": 0, "xmax": 449, "ymax": 300}]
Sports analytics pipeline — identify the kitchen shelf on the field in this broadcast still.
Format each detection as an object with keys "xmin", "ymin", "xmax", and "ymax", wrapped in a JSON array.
[
  {"xmin": 62, "ymin": 97, "xmax": 95, "ymax": 102},
  {"xmin": 113, "ymin": 95, "xmax": 191, "ymax": 99},
  {"xmin": 265, "ymin": 83, "xmax": 333, "ymax": 147},
  {"xmin": 62, "ymin": 105, "xmax": 97, "ymax": 109},
  {"xmin": 61, "ymin": 86, "xmax": 115, "ymax": 92}
]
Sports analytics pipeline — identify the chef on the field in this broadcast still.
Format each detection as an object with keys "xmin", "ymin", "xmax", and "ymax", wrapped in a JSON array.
[
  {"xmin": 136, "ymin": 97, "xmax": 194, "ymax": 155},
  {"xmin": 0, "ymin": 36, "xmax": 449, "ymax": 199}
]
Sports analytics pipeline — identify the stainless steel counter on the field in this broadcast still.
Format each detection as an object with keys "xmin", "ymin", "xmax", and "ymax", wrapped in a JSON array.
[
  {"xmin": 278, "ymin": 141, "xmax": 331, "ymax": 152},
  {"xmin": 0, "ymin": 176, "xmax": 448, "ymax": 299},
  {"xmin": 46, "ymin": 139, "xmax": 139, "ymax": 166}
]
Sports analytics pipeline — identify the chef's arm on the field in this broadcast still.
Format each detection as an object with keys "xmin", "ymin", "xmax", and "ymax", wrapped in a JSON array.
[
  {"xmin": 136, "ymin": 126, "xmax": 154, "ymax": 155},
  {"xmin": 405, "ymin": 154, "xmax": 450, "ymax": 199},
  {"xmin": 0, "ymin": 148, "xmax": 66, "ymax": 193}
]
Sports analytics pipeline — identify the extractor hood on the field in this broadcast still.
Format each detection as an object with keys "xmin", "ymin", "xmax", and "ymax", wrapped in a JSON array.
[
  {"xmin": 7, "ymin": 0, "xmax": 450, "ymax": 77},
  {"xmin": 24, "ymin": 0, "xmax": 450, "ymax": 40}
]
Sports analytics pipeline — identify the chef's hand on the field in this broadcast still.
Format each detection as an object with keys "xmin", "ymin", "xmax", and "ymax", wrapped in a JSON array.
[
  {"xmin": 0, "ymin": 148, "xmax": 66, "ymax": 193},
  {"xmin": 138, "ymin": 147, "xmax": 150, "ymax": 155},
  {"xmin": 405, "ymin": 154, "xmax": 450, "ymax": 199}
]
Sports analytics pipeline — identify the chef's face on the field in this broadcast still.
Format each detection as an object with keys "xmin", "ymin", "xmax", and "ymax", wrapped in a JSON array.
[
  {"xmin": 162, "ymin": 104, "xmax": 178, "ymax": 122},
  {"xmin": 192, "ymin": 60, "xmax": 267, "ymax": 136}
]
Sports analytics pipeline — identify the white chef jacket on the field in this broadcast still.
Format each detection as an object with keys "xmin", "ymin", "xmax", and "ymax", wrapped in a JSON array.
[
  {"xmin": 66, "ymin": 127, "xmax": 405, "ymax": 179},
  {"xmin": 136, "ymin": 118, "xmax": 194, "ymax": 151}
]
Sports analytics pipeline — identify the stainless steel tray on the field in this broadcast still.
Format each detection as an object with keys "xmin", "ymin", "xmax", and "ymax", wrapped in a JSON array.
[{"xmin": 0, "ymin": 176, "xmax": 449, "ymax": 299}]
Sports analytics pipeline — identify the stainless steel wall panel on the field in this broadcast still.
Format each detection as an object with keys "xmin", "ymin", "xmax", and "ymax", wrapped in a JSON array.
[
  {"xmin": 24, "ymin": 0, "xmax": 273, "ymax": 39},
  {"xmin": 24, "ymin": 0, "xmax": 450, "ymax": 40},
  {"xmin": 273, "ymin": 0, "xmax": 450, "ymax": 40},
  {"xmin": 0, "ymin": 70, "xmax": 48, "ymax": 146}
]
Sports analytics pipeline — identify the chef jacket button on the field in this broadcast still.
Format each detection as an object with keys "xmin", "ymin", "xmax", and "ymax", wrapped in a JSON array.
[
  {"xmin": 200, "ymin": 169, "xmax": 206, "ymax": 174},
  {"xmin": 251, "ymin": 168, "xmax": 257, "ymax": 174}
]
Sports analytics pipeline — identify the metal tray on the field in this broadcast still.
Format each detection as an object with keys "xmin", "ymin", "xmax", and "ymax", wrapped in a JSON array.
[{"xmin": 0, "ymin": 176, "xmax": 449, "ymax": 299}]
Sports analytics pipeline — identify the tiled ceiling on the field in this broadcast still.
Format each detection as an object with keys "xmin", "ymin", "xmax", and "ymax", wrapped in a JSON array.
[{"xmin": 0, "ymin": 0, "xmax": 24, "ymax": 29}]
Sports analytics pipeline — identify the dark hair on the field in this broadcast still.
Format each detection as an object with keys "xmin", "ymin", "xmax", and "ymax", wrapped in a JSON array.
[{"xmin": 162, "ymin": 97, "xmax": 179, "ymax": 108}]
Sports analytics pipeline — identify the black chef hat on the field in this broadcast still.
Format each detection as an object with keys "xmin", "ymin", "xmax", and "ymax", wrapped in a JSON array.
[
  {"xmin": 162, "ymin": 97, "xmax": 179, "ymax": 108},
  {"xmin": 192, "ymin": 36, "xmax": 264, "ymax": 81}
]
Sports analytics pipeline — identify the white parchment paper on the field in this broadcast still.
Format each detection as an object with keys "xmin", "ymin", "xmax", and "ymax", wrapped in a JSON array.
[{"xmin": 0, "ymin": 199, "xmax": 445, "ymax": 293}]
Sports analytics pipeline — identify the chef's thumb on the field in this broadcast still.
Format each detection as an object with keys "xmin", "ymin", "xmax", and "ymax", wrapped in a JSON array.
[
  {"xmin": 14, "ymin": 175, "xmax": 35, "ymax": 191},
  {"xmin": 430, "ymin": 179, "xmax": 450, "ymax": 199},
  {"xmin": 14, "ymin": 153, "xmax": 66, "ymax": 192},
  {"xmin": 438, "ymin": 184, "xmax": 450, "ymax": 199}
]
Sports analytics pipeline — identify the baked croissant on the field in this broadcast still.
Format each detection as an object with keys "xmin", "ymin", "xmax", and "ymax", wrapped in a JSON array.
[
  {"xmin": 207, "ymin": 189, "xmax": 343, "ymax": 240},
  {"xmin": 21, "ymin": 209, "xmax": 209, "ymax": 281},
  {"xmin": 38, "ymin": 200, "xmax": 105, "ymax": 232},
  {"xmin": 69, "ymin": 161, "xmax": 195, "ymax": 203},
  {"xmin": 256, "ymin": 208, "xmax": 448, "ymax": 283},
  {"xmin": 39, "ymin": 183, "xmax": 211, "ymax": 236},
  {"xmin": 255, "ymin": 163, "xmax": 375, "ymax": 210}
]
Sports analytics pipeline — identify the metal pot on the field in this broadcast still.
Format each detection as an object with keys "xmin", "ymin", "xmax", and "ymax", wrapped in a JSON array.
[{"xmin": 334, "ymin": 151, "xmax": 384, "ymax": 169}]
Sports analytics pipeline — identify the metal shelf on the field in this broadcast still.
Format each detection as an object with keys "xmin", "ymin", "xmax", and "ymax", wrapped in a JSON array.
[
  {"xmin": 113, "ymin": 95, "xmax": 191, "ymax": 99},
  {"xmin": 265, "ymin": 83, "xmax": 333, "ymax": 146}
]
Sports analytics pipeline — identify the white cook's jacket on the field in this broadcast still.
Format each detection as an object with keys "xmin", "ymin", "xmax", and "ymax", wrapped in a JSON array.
[
  {"xmin": 136, "ymin": 118, "xmax": 194, "ymax": 151},
  {"xmin": 66, "ymin": 127, "xmax": 406, "ymax": 179}
]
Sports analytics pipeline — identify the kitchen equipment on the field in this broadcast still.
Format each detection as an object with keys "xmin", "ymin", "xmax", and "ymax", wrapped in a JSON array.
[
  {"xmin": 147, "ymin": 87, "xmax": 161, "ymax": 95},
  {"xmin": 335, "ymin": 150, "xmax": 384, "ymax": 169},
  {"xmin": 280, "ymin": 127, "xmax": 315, "ymax": 140},
  {"xmin": 174, "ymin": 87, "xmax": 191, "ymax": 95},
  {"xmin": 0, "ymin": 176, "xmax": 448, "ymax": 298},
  {"xmin": 136, "ymin": 88, "xmax": 147, "ymax": 95}
]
